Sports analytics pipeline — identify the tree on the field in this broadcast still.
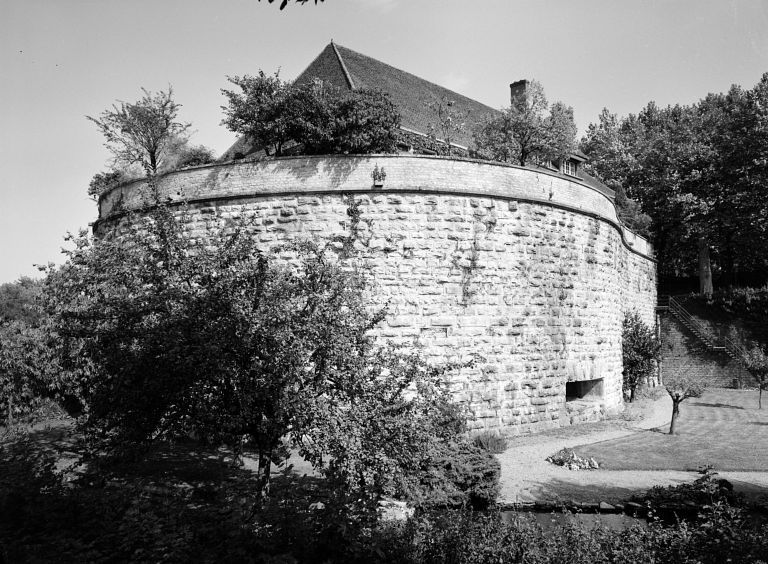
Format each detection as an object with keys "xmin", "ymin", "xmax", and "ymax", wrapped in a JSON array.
[
  {"xmin": 741, "ymin": 343, "xmax": 768, "ymax": 409},
  {"xmin": 582, "ymin": 74, "xmax": 768, "ymax": 292},
  {"xmin": 664, "ymin": 374, "xmax": 706, "ymax": 434},
  {"xmin": 622, "ymin": 312, "xmax": 660, "ymax": 402},
  {"xmin": 43, "ymin": 203, "xmax": 464, "ymax": 501},
  {"xmin": 221, "ymin": 73, "xmax": 400, "ymax": 157},
  {"xmin": 0, "ymin": 277, "xmax": 42, "ymax": 325},
  {"xmin": 473, "ymin": 80, "xmax": 576, "ymax": 166},
  {"xmin": 87, "ymin": 87, "xmax": 190, "ymax": 178},
  {"xmin": 426, "ymin": 97, "xmax": 466, "ymax": 156}
]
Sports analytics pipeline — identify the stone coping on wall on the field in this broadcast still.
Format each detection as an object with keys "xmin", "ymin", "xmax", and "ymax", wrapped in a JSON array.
[{"xmin": 96, "ymin": 154, "xmax": 655, "ymax": 261}]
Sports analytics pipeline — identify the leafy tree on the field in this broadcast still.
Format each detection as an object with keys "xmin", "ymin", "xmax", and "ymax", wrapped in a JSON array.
[
  {"xmin": 664, "ymin": 374, "xmax": 706, "ymax": 435},
  {"xmin": 741, "ymin": 343, "xmax": 768, "ymax": 409},
  {"xmin": 582, "ymin": 74, "xmax": 768, "ymax": 293},
  {"xmin": 473, "ymin": 80, "xmax": 576, "ymax": 166},
  {"xmin": 221, "ymin": 73, "xmax": 400, "ymax": 157},
  {"xmin": 43, "ymin": 203, "xmax": 465, "ymax": 501},
  {"xmin": 0, "ymin": 278, "xmax": 42, "ymax": 325},
  {"xmin": 87, "ymin": 87, "xmax": 190, "ymax": 178},
  {"xmin": 622, "ymin": 312, "xmax": 660, "ymax": 402}
]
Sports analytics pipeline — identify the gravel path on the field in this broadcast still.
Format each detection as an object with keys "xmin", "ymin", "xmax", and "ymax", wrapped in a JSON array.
[{"xmin": 496, "ymin": 392, "xmax": 768, "ymax": 504}]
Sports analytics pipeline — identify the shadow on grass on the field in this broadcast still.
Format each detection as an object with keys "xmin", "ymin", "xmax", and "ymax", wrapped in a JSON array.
[
  {"xmin": 689, "ymin": 402, "xmax": 744, "ymax": 409},
  {"xmin": 525, "ymin": 477, "xmax": 667, "ymax": 504}
]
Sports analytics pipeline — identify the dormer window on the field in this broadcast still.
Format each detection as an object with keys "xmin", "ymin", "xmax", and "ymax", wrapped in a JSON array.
[{"xmin": 562, "ymin": 159, "xmax": 578, "ymax": 177}]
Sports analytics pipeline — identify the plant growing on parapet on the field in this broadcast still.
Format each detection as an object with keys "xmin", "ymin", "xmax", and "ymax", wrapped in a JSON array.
[
  {"xmin": 87, "ymin": 87, "xmax": 190, "ymax": 179},
  {"xmin": 664, "ymin": 374, "xmax": 706, "ymax": 434},
  {"xmin": 88, "ymin": 170, "xmax": 126, "ymax": 200},
  {"xmin": 741, "ymin": 342, "xmax": 768, "ymax": 409},
  {"xmin": 221, "ymin": 72, "xmax": 400, "ymax": 157},
  {"xmin": 622, "ymin": 311, "xmax": 661, "ymax": 402},
  {"xmin": 426, "ymin": 97, "xmax": 466, "ymax": 156},
  {"xmin": 473, "ymin": 79, "xmax": 576, "ymax": 166}
]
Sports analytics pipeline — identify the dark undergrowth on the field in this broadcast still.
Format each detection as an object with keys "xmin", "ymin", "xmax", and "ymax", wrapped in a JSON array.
[{"xmin": 2, "ymin": 430, "xmax": 768, "ymax": 563}]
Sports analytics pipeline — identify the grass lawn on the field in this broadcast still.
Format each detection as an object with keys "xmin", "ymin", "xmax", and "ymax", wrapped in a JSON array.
[{"xmin": 574, "ymin": 389, "xmax": 768, "ymax": 471}]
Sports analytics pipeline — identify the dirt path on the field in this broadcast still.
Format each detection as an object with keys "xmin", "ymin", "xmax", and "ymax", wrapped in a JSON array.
[{"xmin": 496, "ymin": 392, "xmax": 768, "ymax": 504}]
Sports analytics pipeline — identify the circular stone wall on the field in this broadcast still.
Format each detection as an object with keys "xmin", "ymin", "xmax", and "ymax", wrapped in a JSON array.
[{"xmin": 96, "ymin": 155, "xmax": 657, "ymax": 435}]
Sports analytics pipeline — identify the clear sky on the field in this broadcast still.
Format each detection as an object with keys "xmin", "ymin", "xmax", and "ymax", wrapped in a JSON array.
[{"xmin": 1, "ymin": 0, "xmax": 767, "ymax": 283}]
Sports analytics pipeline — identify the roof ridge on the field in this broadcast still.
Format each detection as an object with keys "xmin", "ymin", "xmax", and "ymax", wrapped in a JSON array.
[{"xmin": 330, "ymin": 41, "xmax": 355, "ymax": 90}]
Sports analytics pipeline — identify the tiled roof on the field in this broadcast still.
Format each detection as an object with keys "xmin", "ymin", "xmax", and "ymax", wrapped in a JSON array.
[{"xmin": 294, "ymin": 43, "xmax": 500, "ymax": 148}]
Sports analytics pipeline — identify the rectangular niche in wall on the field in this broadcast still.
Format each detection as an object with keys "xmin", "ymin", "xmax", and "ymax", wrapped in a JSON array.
[{"xmin": 565, "ymin": 378, "xmax": 604, "ymax": 402}]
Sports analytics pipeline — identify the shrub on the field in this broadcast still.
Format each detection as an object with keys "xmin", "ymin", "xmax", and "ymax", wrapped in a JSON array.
[
  {"xmin": 87, "ymin": 170, "xmax": 125, "ymax": 198},
  {"xmin": 404, "ymin": 439, "xmax": 501, "ymax": 510},
  {"xmin": 472, "ymin": 430, "xmax": 508, "ymax": 454},
  {"xmin": 173, "ymin": 145, "xmax": 216, "ymax": 169},
  {"xmin": 622, "ymin": 311, "xmax": 660, "ymax": 402}
]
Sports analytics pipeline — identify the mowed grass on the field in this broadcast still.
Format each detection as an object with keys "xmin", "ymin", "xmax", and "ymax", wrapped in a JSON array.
[{"xmin": 574, "ymin": 389, "xmax": 768, "ymax": 471}]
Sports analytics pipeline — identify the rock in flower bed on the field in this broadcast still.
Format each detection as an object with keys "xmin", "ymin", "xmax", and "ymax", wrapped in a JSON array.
[{"xmin": 546, "ymin": 447, "xmax": 599, "ymax": 470}]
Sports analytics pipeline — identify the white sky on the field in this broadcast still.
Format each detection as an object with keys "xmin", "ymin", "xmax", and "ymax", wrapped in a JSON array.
[{"xmin": 2, "ymin": 0, "xmax": 767, "ymax": 283}]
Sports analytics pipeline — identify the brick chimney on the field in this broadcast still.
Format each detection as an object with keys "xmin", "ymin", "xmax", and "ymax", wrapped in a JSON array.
[{"xmin": 510, "ymin": 79, "xmax": 528, "ymax": 106}]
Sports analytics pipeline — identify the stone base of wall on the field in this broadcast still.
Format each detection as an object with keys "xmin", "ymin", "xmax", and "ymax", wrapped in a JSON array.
[{"xmin": 563, "ymin": 400, "xmax": 605, "ymax": 425}]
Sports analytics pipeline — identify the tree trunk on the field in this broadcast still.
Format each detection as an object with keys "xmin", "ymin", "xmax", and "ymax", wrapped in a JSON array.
[
  {"xmin": 7, "ymin": 394, "xmax": 12, "ymax": 428},
  {"xmin": 257, "ymin": 449, "xmax": 272, "ymax": 499},
  {"xmin": 760, "ymin": 387, "xmax": 763, "ymax": 410},
  {"xmin": 698, "ymin": 238, "xmax": 713, "ymax": 297},
  {"xmin": 629, "ymin": 385, "xmax": 636, "ymax": 403},
  {"xmin": 669, "ymin": 400, "xmax": 680, "ymax": 435}
]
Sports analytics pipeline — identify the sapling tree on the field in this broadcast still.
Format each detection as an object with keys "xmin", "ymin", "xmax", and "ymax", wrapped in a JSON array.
[
  {"xmin": 741, "ymin": 343, "xmax": 768, "ymax": 409},
  {"xmin": 87, "ymin": 87, "xmax": 190, "ymax": 178},
  {"xmin": 426, "ymin": 97, "xmax": 466, "ymax": 156},
  {"xmin": 622, "ymin": 311, "xmax": 660, "ymax": 402},
  {"xmin": 665, "ymin": 374, "xmax": 706, "ymax": 434}
]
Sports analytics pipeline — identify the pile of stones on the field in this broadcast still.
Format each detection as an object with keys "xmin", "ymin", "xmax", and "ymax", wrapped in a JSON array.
[{"xmin": 546, "ymin": 448, "xmax": 599, "ymax": 470}]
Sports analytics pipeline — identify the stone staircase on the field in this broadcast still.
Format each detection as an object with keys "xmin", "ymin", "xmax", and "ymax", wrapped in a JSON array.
[{"xmin": 658, "ymin": 295, "xmax": 747, "ymax": 364}]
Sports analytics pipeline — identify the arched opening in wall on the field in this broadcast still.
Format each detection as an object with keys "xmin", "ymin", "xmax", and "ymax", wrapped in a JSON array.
[{"xmin": 564, "ymin": 378, "xmax": 604, "ymax": 425}]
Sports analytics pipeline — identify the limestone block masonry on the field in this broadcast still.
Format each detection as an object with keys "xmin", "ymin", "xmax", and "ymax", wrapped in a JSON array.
[{"xmin": 96, "ymin": 155, "xmax": 657, "ymax": 435}]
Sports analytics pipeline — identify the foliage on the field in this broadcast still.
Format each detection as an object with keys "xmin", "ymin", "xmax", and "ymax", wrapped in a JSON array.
[
  {"xmin": 426, "ymin": 97, "xmax": 466, "ymax": 156},
  {"xmin": 372, "ymin": 506, "xmax": 768, "ymax": 564},
  {"xmin": 400, "ymin": 438, "xmax": 500, "ymax": 510},
  {"xmin": 614, "ymin": 184, "xmax": 652, "ymax": 237},
  {"xmin": 88, "ymin": 170, "xmax": 127, "ymax": 199},
  {"xmin": 0, "ymin": 277, "xmax": 42, "ymax": 325},
  {"xmin": 664, "ymin": 373, "xmax": 706, "ymax": 434},
  {"xmin": 2, "ymin": 432, "xmax": 767, "ymax": 564},
  {"xmin": 172, "ymin": 144, "xmax": 216, "ymax": 169},
  {"xmin": 741, "ymin": 342, "xmax": 768, "ymax": 408},
  {"xmin": 43, "ymin": 202, "xmax": 469, "ymax": 506},
  {"xmin": 473, "ymin": 80, "xmax": 576, "ymax": 166},
  {"xmin": 621, "ymin": 311, "xmax": 660, "ymax": 402},
  {"xmin": 471, "ymin": 430, "xmax": 508, "ymax": 454},
  {"xmin": 87, "ymin": 86, "xmax": 191, "ymax": 177},
  {"xmin": 641, "ymin": 466, "xmax": 742, "ymax": 508},
  {"xmin": 581, "ymin": 73, "xmax": 768, "ymax": 291},
  {"xmin": 221, "ymin": 72, "xmax": 400, "ymax": 156}
]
